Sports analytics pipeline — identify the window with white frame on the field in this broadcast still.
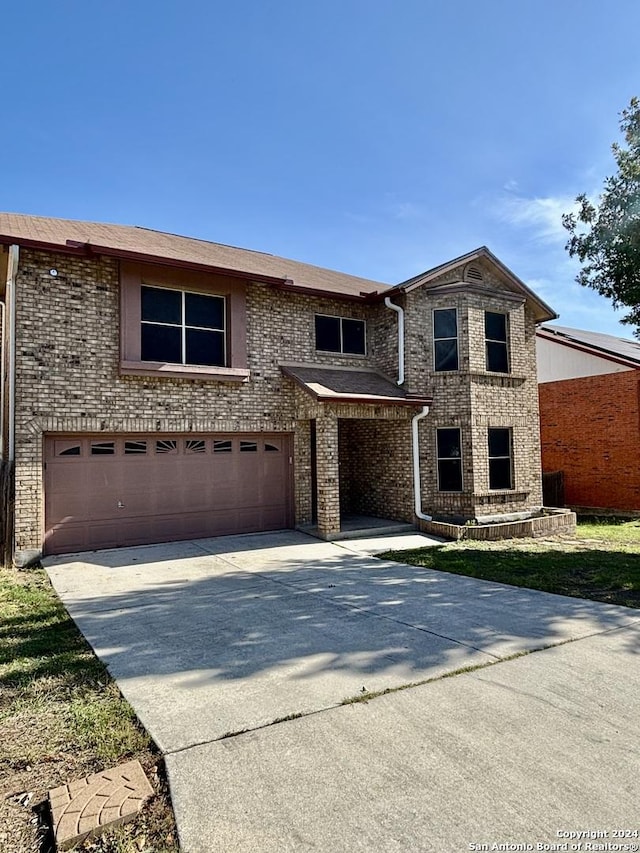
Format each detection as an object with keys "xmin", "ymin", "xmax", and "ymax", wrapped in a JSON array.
[
  {"xmin": 433, "ymin": 308, "xmax": 459, "ymax": 371},
  {"xmin": 488, "ymin": 428, "xmax": 513, "ymax": 490},
  {"xmin": 314, "ymin": 314, "xmax": 366, "ymax": 355},
  {"xmin": 141, "ymin": 286, "xmax": 226, "ymax": 367},
  {"xmin": 436, "ymin": 427, "xmax": 463, "ymax": 492},
  {"xmin": 485, "ymin": 311, "xmax": 509, "ymax": 373}
]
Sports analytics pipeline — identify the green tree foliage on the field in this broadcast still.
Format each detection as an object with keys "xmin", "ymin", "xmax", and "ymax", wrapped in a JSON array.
[{"xmin": 563, "ymin": 97, "xmax": 640, "ymax": 333}]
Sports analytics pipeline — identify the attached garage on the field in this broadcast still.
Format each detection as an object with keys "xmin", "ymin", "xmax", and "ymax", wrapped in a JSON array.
[{"xmin": 44, "ymin": 433, "xmax": 294, "ymax": 555}]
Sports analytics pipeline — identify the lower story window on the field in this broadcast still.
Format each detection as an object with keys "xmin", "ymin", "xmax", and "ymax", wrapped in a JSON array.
[
  {"xmin": 488, "ymin": 428, "xmax": 513, "ymax": 490},
  {"xmin": 437, "ymin": 428, "xmax": 463, "ymax": 492}
]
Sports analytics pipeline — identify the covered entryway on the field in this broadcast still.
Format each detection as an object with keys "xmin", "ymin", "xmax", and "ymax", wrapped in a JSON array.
[
  {"xmin": 281, "ymin": 364, "xmax": 432, "ymax": 539},
  {"xmin": 44, "ymin": 433, "xmax": 293, "ymax": 555}
]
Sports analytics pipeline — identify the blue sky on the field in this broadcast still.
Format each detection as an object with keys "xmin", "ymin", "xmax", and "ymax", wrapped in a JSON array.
[{"xmin": 3, "ymin": 1, "xmax": 639, "ymax": 336}]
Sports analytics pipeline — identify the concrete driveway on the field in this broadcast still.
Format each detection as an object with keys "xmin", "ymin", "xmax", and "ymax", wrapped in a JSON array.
[{"xmin": 45, "ymin": 530, "xmax": 640, "ymax": 852}]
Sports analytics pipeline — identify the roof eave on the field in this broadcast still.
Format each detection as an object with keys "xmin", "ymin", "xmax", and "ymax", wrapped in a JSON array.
[
  {"xmin": 313, "ymin": 393, "xmax": 433, "ymax": 407},
  {"xmin": 536, "ymin": 327, "xmax": 640, "ymax": 369},
  {"xmin": 0, "ymin": 233, "xmax": 379, "ymax": 301}
]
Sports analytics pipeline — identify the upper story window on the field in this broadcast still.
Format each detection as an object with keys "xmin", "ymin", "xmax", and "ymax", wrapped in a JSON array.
[
  {"xmin": 315, "ymin": 315, "xmax": 366, "ymax": 355},
  {"xmin": 119, "ymin": 262, "xmax": 249, "ymax": 382},
  {"xmin": 488, "ymin": 427, "xmax": 513, "ymax": 490},
  {"xmin": 433, "ymin": 308, "xmax": 458, "ymax": 371},
  {"xmin": 485, "ymin": 311, "xmax": 509, "ymax": 373},
  {"xmin": 436, "ymin": 427, "xmax": 463, "ymax": 492},
  {"xmin": 141, "ymin": 286, "xmax": 226, "ymax": 367}
]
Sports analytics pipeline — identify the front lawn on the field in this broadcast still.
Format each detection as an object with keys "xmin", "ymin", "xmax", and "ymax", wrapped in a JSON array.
[
  {"xmin": 0, "ymin": 566, "xmax": 178, "ymax": 853},
  {"xmin": 381, "ymin": 518, "xmax": 640, "ymax": 608}
]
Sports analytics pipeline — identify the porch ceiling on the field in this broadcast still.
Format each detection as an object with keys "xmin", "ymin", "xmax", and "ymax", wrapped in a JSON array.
[{"xmin": 280, "ymin": 364, "xmax": 432, "ymax": 407}]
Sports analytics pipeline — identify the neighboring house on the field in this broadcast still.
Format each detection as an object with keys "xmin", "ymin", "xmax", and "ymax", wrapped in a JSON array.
[
  {"xmin": 0, "ymin": 213, "xmax": 555, "ymax": 560},
  {"xmin": 537, "ymin": 324, "xmax": 640, "ymax": 512}
]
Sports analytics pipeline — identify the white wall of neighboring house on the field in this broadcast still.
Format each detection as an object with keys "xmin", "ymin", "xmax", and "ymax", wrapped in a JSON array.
[{"xmin": 536, "ymin": 335, "xmax": 633, "ymax": 382}]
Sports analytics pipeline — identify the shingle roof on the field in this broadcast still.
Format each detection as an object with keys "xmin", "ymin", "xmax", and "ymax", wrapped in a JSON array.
[
  {"xmin": 0, "ymin": 213, "xmax": 556, "ymax": 317},
  {"xmin": 281, "ymin": 365, "xmax": 432, "ymax": 406},
  {"xmin": 0, "ymin": 213, "xmax": 387, "ymax": 299},
  {"xmin": 538, "ymin": 324, "xmax": 640, "ymax": 366}
]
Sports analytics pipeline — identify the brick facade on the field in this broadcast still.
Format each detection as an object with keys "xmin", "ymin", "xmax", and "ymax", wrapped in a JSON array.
[
  {"xmin": 539, "ymin": 370, "xmax": 640, "ymax": 511},
  {"xmin": 6, "ymin": 242, "xmax": 547, "ymax": 555}
]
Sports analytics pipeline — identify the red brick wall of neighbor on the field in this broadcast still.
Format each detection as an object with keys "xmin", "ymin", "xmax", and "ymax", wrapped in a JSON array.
[{"xmin": 539, "ymin": 370, "xmax": 640, "ymax": 510}]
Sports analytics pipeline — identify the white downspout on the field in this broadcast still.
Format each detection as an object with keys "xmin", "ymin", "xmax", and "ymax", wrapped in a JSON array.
[
  {"xmin": 412, "ymin": 405, "xmax": 432, "ymax": 522},
  {"xmin": 384, "ymin": 296, "xmax": 404, "ymax": 385}
]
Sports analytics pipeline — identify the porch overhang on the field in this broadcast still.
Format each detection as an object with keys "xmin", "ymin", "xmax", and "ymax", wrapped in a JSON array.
[{"xmin": 280, "ymin": 364, "xmax": 432, "ymax": 407}]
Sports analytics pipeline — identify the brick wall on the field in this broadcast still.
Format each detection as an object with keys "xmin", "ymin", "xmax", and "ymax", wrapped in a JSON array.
[
  {"xmin": 12, "ymin": 250, "xmax": 393, "ymax": 549},
  {"xmin": 403, "ymin": 268, "xmax": 543, "ymax": 520},
  {"xmin": 539, "ymin": 370, "xmax": 640, "ymax": 511},
  {"xmin": 338, "ymin": 419, "xmax": 413, "ymax": 522},
  {"xmin": 11, "ymin": 248, "xmax": 547, "ymax": 550}
]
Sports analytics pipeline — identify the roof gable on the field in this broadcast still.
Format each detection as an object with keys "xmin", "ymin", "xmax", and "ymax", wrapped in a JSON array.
[{"xmin": 387, "ymin": 246, "xmax": 557, "ymax": 322}]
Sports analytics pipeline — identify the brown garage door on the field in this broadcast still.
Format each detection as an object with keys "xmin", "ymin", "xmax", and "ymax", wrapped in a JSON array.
[{"xmin": 44, "ymin": 433, "xmax": 294, "ymax": 555}]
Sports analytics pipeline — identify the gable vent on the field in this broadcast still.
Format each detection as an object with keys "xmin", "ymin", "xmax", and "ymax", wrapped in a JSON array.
[{"xmin": 465, "ymin": 264, "xmax": 484, "ymax": 282}]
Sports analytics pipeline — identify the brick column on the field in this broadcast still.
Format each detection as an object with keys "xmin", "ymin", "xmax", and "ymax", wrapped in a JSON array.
[{"xmin": 316, "ymin": 413, "xmax": 340, "ymax": 538}]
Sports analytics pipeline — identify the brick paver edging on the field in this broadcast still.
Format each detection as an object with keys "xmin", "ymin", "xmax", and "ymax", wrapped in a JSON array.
[{"xmin": 49, "ymin": 759, "xmax": 153, "ymax": 850}]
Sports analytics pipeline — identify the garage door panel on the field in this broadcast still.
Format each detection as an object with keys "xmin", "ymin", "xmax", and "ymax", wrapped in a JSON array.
[{"xmin": 44, "ymin": 433, "xmax": 293, "ymax": 555}]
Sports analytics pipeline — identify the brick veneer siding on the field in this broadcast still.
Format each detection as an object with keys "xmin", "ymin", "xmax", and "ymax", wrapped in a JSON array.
[
  {"xmin": 10, "ymin": 248, "xmax": 547, "ymax": 551},
  {"xmin": 539, "ymin": 370, "xmax": 640, "ymax": 511},
  {"xmin": 12, "ymin": 250, "xmax": 393, "ymax": 550},
  {"xmin": 338, "ymin": 419, "xmax": 414, "ymax": 522},
  {"xmin": 402, "ymin": 267, "xmax": 543, "ymax": 520}
]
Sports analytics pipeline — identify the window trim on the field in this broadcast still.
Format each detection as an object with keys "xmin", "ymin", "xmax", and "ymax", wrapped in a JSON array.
[
  {"xmin": 436, "ymin": 426, "xmax": 464, "ymax": 493},
  {"xmin": 484, "ymin": 310, "xmax": 510, "ymax": 374},
  {"xmin": 433, "ymin": 307, "xmax": 459, "ymax": 372},
  {"xmin": 120, "ymin": 261, "xmax": 249, "ymax": 382},
  {"xmin": 488, "ymin": 427, "xmax": 514, "ymax": 491},
  {"xmin": 314, "ymin": 313, "xmax": 367, "ymax": 356},
  {"xmin": 140, "ymin": 284, "xmax": 227, "ymax": 368}
]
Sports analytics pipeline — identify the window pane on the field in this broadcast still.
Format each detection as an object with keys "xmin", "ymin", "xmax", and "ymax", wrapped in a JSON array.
[
  {"xmin": 185, "ymin": 293, "xmax": 225, "ymax": 329},
  {"xmin": 141, "ymin": 286, "xmax": 182, "ymax": 324},
  {"xmin": 91, "ymin": 441, "xmax": 115, "ymax": 455},
  {"xmin": 156, "ymin": 440, "xmax": 177, "ymax": 453},
  {"xmin": 485, "ymin": 311, "xmax": 507, "ymax": 342},
  {"xmin": 434, "ymin": 308, "xmax": 457, "ymax": 339},
  {"xmin": 141, "ymin": 324, "xmax": 182, "ymax": 363},
  {"xmin": 186, "ymin": 439, "xmax": 206, "ymax": 454},
  {"xmin": 240, "ymin": 441, "xmax": 258, "ymax": 452},
  {"xmin": 486, "ymin": 341, "xmax": 509, "ymax": 373},
  {"xmin": 213, "ymin": 440, "xmax": 232, "ymax": 453},
  {"xmin": 124, "ymin": 440, "xmax": 147, "ymax": 454},
  {"xmin": 315, "ymin": 315, "xmax": 341, "ymax": 352},
  {"xmin": 488, "ymin": 428, "xmax": 510, "ymax": 458},
  {"xmin": 342, "ymin": 319, "xmax": 366, "ymax": 354},
  {"xmin": 265, "ymin": 442, "xmax": 280, "ymax": 452},
  {"xmin": 437, "ymin": 428, "xmax": 462, "ymax": 460},
  {"xmin": 489, "ymin": 457, "xmax": 512, "ymax": 490},
  {"xmin": 438, "ymin": 459, "xmax": 462, "ymax": 491},
  {"xmin": 58, "ymin": 445, "xmax": 81, "ymax": 456},
  {"xmin": 435, "ymin": 339, "xmax": 459, "ymax": 371},
  {"xmin": 185, "ymin": 329, "xmax": 225, "ymax": 366}
]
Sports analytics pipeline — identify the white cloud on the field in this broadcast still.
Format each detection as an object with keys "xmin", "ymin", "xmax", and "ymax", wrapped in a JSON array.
[{"xmin": 492, "ymin": 191, "xmax": 578, "ymax": 244}]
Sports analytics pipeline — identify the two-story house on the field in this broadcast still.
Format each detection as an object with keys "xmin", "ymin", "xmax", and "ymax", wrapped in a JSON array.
[{"xmin": 0, "ymin": 214, "xmax": 556, "ymax": 562}]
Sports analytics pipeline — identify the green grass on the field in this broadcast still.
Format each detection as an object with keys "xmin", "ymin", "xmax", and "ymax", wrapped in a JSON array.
[
  {"xmin": 577, "ymin": 515, "xmax": 640, "ymax": 545},
  {"xmin": 381, "ymin": 518, "xmax": 640, "ymax": 609},
  {"xmin": 0, "ymin": 566, "xmax": 178, "ymax": 853}
]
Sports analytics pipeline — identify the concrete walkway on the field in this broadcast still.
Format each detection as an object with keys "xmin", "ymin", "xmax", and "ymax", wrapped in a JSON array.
[{"xmin": 44, "ymin": 530, "xmax": 640, "ymax": 852}]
